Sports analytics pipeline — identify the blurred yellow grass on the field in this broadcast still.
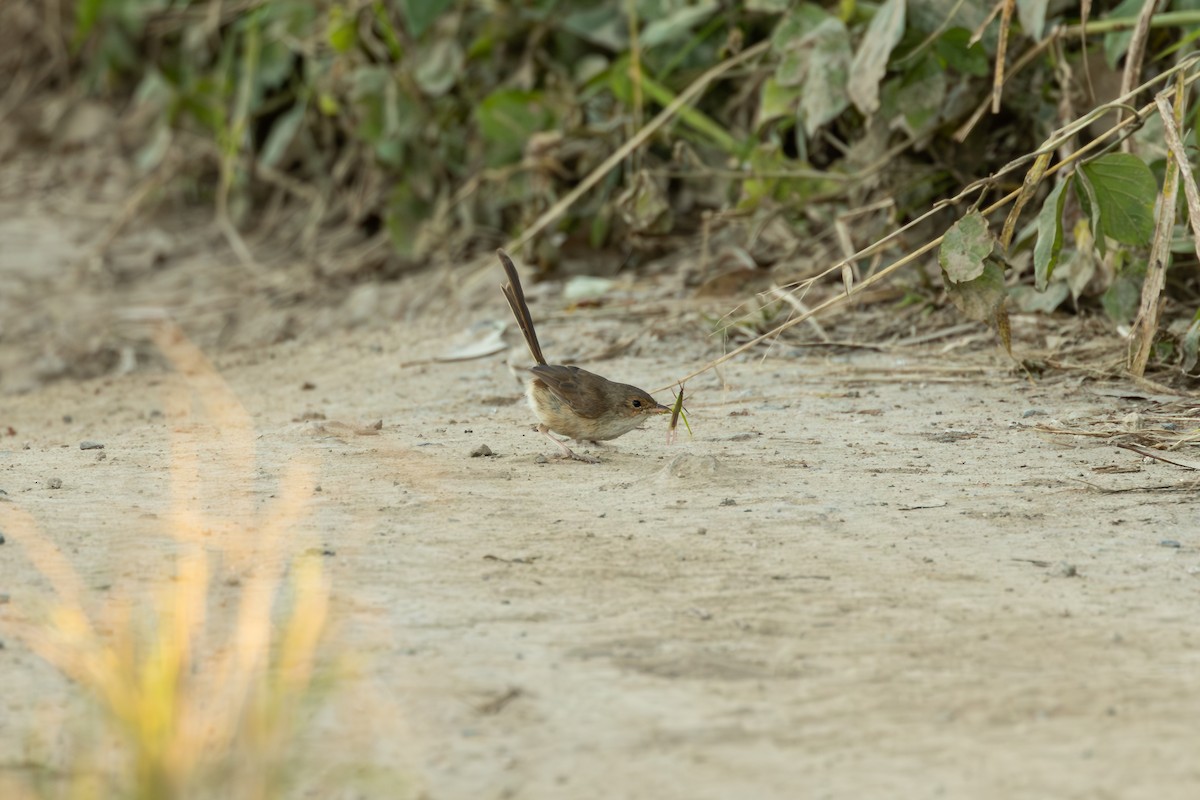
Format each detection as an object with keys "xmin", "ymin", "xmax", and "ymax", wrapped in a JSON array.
[{"xmin": 0, "ymin": 319, "xmax": 334, "ymax": 799}]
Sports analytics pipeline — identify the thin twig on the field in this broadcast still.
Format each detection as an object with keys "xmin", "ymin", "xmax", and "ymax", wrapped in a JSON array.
[
  {"xmin": 992, "ymin": 0, "xmax": 1015, "ymax": 114},
  {"xmin": 1118, "ymin": 0, "xmax": 1160, "ymax": 153},
  {"xmin": 1117, "ymin": 442, "xmax": 1200, "ymax": 469},
  {"xmin": 1156, "ymin": 88, "xmax": 1200, "ymax": 260},
  {"xmin": 1129, "ymin": 75, "xmax": 1181, "ymax": 376}
]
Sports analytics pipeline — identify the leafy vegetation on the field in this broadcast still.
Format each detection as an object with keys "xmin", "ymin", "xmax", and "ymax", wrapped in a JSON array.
[{"xmin": 12, "ymin": 0, "xmax": 1200, "ymax": 375}]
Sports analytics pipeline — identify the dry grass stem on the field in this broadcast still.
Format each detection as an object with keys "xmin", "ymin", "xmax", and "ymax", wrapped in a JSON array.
[{"xmin": 1118, "ymin": 0, "xmax": 1160, "ymax": 153}]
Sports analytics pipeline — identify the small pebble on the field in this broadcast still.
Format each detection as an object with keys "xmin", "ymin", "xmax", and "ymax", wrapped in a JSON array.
[
  {"xmin": 1054, "ymin": 562, "xmax": 1078, "ymax": 577},
  {"xmin": 0, "ymin": 531, "xmax": 5, "ymax": 544},
  {"xmin": 470, "ymin": 444, "xmax": 494, "ymax": 458},
  {"xmin": 720, "ymin": 498, "xmax": 737, "ymax": 507},
  {"xmin": 533, "ymin": 454, "xmax": 548, "ymax": 464},
  {"xmin": 1159, "ymin": 539, "xmax": 1182, "ymax": 549},
  {"xmin": 46, "ymin": 477, "xmax": 63, "ymax": 490},
  {"xmin": 0, "ymin": 593, "xmax": 8, "ymax": 604},
  {"xmin": 1022, "ymin": 409, "xmax": 1048, "ymax": 418},
  {"xmin": 80, "ymin": 441, "xmax": 104, "ymax": 450}
]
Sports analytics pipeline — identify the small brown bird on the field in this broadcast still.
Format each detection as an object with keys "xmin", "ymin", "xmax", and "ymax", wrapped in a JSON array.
[{"xmin": 499, "ymin": 249, "xmax": 669, "ymax": 463}]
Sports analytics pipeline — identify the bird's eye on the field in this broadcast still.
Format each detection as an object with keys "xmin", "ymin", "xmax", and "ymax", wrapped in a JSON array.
[{"xmin": 632, "ymin": 399, "xmax": 642, "ymax": 408}]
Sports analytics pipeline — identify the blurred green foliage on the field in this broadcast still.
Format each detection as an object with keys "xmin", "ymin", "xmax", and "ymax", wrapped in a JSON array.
[
  {"xmin": 58, "ymin": 1, "xmax": 1004, "ymax": 266},
  {"xmin": 61, "ymin": 0, "xmax": 1200, "ymax": 355}
]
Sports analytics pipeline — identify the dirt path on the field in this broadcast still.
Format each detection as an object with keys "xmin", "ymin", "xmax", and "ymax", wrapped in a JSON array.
[
  {"xmin": 3, "ymin": 304, "xmax": 1199, "ymax": 798},
  {"xmin": 3, "ymin": 140, "xmax": 1199, "ymax": 798}
]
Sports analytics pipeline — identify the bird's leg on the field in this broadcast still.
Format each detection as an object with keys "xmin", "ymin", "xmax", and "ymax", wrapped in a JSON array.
[{"xmin": 538, "ymin": 424, "xmax": 600, "ymax": 464}]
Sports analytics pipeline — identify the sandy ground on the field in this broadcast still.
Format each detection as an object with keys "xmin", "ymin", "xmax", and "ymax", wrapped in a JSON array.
[{"xmin": 3, "ymin": 148, "xmax": 1200, "ymax": 799}]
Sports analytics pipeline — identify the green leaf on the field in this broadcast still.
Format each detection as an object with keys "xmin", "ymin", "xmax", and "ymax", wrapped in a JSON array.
[
  {"xmin": 135, "ymin": 122, "xmax": 173, "ymax": 173},
  {"xmin": 934, "ymin": 28, "xmax": 988, "ymax": 77},
  {"xmin": 939, "ymin": 210, "xmax": 994, "ymax": 283},
  {"xmin": 848, "ymin": 0, "xmax": 906, "ymax": 115},
  {"xmin": 256, "ymin": 40, "xmax": 295, "ymax": 93},
  {"xmin": 883, "ymin": 53, "xmax": 945, "ymax": 139},
  {"xmin": 770, "ymin": 4, "xmax": 829, "ymax": 52},
  {"xmin": 642, "ymin": 1, "xmax": 719, "ymax": 48},
  {"xmin": 399, "ymin": 0, "xmax": 454, "ymax": 38},
  {"xmin": 351, "ymin": 67, "xmax": 414, "ymax": 165},
  {"xmin": 590, "ymin": 206, "xmax": 613, "ymax": 249},
  {"xmin": 386, "ymin": 182, "xmax": 429, "ymax": 259},
  {"xmin": 371, "ymin": 1, "xmax": 404, "ymax": 59},
  {"xmin": 757, "ymin": 77, "xmax": 802, "ymax": 127},
  {"xmin": 1182, "ymin": 315, "xmax": 1200, "ymax": 374},
  {"xmin": 616, "ymin": 170, "xmax": 673, "ymax": 234},
  {"xmin": 1103, "ymin": 0, "xmax": 1144, "ymax": 69},
  {"xmin": 413, "ymin": 38, "xmax": 464, "ymax": 97},
  {"xmin": 1016, "ymin": 0, "xmax": 1048, "ymax": 41},
  {"xmin": 563, "ymin": 6, "xmax": 627, "ymax": 51},
  {"xmin": 748, "ymin": 0, "xmax": 791, "ymax": 11},
  {"xmin": 771, "ymin": 4, "xmax": 831, "ymax": 87},
  {"xmin": 1065, "ymin": 237, "xmax": 1097, "ymax": 302},
  {"xmin": 1101, "ymin": 261, "xmax": 1145, "ymax": 324},
  {"xmin": 1078, "ymin": 153, "xmax": 1158, "ymax": 246},
  {"xmin": 799, "ymin": 18, "xmax": 851, "ymax": 135},
  {"xmin": 943, "ymin": 258, "xmax": 1009, "ymax": 342},
  {"xmin": 73, "ymin": 0, "xmax": 104, "ymax": 48},
  {"xmin": 260, "ymin": 103, "xmax": 306, "ymax": 168},
  {"xmin": 1073, "ymin": 169, "xmax": 1104, "ymax": 257},
  {"xmin": 327, "ymin": 5, "xmax": 357, "ymax": 53},
  {"xmin": 1011, "ymin": 282, "xmax": 1069, "ymax": 314},
  {"xmin": 317, "ymin": 92, "xmax": 339, "ymax": 115},
  {"xmin": 1033, "ymin": 176, "xmax": 1071, "ymax": 291},
  {"xmin": 475, "ymin": 89, "xmax": 555, "ymax": 166}
]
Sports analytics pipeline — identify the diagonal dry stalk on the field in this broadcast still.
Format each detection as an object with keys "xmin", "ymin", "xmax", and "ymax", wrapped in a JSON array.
[{"xmin": 1129, "ymin": 77, "xmax": 1183, "ymax": 376}]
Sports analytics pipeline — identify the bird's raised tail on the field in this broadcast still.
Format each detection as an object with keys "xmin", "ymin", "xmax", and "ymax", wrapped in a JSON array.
[{"xmin": 498, "ymin": 249, "xmax": 547, "ymax": 366}]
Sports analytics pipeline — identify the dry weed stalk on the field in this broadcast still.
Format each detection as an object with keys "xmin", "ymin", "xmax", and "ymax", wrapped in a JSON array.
[{"xmin": 0, "ymin": 320, "xmax": 331, "ymax": 799}]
